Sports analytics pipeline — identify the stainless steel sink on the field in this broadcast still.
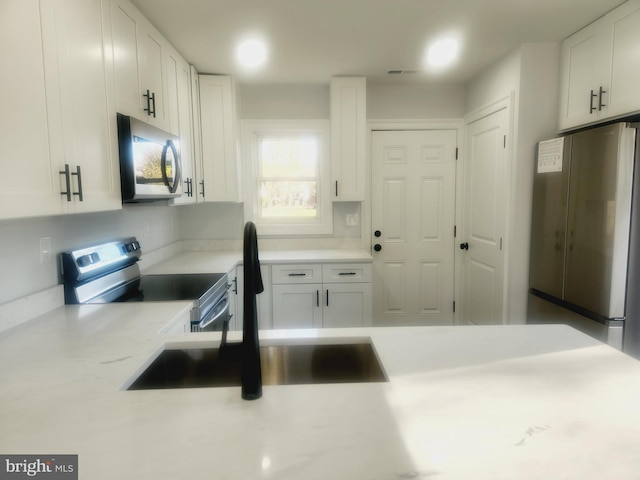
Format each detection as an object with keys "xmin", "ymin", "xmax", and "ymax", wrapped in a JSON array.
[{"xmin": 128, "ymin": 339, "xmax": 387, "ymax": 390}]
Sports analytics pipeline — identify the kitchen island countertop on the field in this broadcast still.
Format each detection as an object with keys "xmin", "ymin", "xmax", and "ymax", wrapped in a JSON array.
[{"xmin": 2, "ymin": 303, "xmax": 640, "ymax": 479}]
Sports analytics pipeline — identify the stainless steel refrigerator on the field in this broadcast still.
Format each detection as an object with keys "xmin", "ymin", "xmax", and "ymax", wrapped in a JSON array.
[{"xmin": 529, "ymin": 122, "xmax": 637, "ymax": 351}]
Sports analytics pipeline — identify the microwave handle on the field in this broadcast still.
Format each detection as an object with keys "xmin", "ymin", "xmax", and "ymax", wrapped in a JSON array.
[{"xmin": 161, "ymin": 139, "xmax": 181, "ymax": 193}]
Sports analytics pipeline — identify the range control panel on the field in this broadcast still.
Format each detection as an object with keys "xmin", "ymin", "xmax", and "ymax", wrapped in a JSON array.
[{"xmin": 61, "ymin": 238, "xmax": 142, "ymax": 283}]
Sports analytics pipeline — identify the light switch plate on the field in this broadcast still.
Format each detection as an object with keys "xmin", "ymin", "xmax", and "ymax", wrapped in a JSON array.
[{"xmin": 346, "ymin": 214, "xmax": 359, "ymax": 227}]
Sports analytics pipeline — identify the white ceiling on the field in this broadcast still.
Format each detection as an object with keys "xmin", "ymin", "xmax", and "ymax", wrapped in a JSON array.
[{"xmin": 131, "ymin": 0, "xmax": 626, "ymax": 85}]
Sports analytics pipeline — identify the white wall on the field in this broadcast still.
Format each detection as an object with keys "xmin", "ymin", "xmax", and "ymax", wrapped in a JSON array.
[
  {"xmin": 0, "ymin": 205, "xmax": 179, "ymax": 305},
  {"xmin": 240, "ymin": 82, "xmax": 467, "ymax": 120},
  {"xmin": 240, "ymin": 84, "xmax": 330, "ymax": 119},
  {"xmin": 464, "ymin": 43, "xmax": 560, "ymax": 324},
  {"xmin": 368, "ymin": 83, "xmax": 466, "ymax": 119}
]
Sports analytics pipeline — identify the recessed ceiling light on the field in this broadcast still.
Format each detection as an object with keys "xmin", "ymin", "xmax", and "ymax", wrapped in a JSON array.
[
  {"xmin": 425, "ymin": 38, "xmax": 460, "ymax": 69},
  {"xmin": 236, "ymin": 37, "xmax": 268, "ymax": 69}
]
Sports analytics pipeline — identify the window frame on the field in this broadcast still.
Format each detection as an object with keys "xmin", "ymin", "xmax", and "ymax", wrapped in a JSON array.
[{"xmin": 242, "ymin": 119, "xmax": 332, "ymax": 235}]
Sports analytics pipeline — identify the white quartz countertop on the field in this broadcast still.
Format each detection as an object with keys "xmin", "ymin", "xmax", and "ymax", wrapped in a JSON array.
[
  {"xmin": 142, "ymin": 249, "xmax": 372, "ymax": 275},
  {"xmin": 2, "ymin": 304, "xmax": 640, "ymax": 479}
]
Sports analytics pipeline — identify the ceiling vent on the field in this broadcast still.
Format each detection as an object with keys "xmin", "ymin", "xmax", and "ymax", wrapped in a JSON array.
[{"xmin": 387, "ymin": 69, "xmax": 418, "ymax": 75}]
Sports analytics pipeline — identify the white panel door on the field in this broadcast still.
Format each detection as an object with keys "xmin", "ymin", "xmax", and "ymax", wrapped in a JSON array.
[
  {"xmin": 460, "ymin": 107, "xmax": 508, "ymax": 325},
  {"xmin": 371, "ymin": 130, "xmax": 457, "ymax": 326}
]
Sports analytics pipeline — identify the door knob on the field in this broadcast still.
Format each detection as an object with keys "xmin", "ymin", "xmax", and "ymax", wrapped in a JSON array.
[
  {"xmin": 374, "ymin": 230, "xmax": 382, "ymax": 237},
  {"xmin": 460, "ymin": 242, "xmax": 469, "ymax": 250},
  {"xmin": 374, "ymin": 244, "xmax": 382, "ymax": 252}
]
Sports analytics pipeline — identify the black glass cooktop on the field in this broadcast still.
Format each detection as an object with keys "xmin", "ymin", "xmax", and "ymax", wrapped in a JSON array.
[{"xmin": 115, "ymin": 273, "xmax": 226, "ymax": 302}]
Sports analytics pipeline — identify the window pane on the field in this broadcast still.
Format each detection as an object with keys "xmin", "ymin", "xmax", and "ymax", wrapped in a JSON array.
[
  {"xmin": 260, "ymin": 138, "xmax": 318, "ymax": 178},
  {"xmin": 260, "ymin": 180, "xmax": 317, "ymax": 218}
]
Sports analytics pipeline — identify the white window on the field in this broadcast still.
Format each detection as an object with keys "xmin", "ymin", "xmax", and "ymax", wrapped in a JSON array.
[{"xmin": 242, "ymin": 120, "xmax": 332, "ymax": 235}]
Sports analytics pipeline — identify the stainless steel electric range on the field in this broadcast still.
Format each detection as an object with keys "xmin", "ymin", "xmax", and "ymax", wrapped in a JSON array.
[{"xmin": 61, "ymin": 238, "xmax": 231, "ymax": 332}]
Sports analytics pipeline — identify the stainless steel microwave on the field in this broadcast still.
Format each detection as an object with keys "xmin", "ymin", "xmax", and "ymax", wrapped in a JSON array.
[{"xmin": 117, "ymin": 113, "xmax": 182, "ymax": 202}]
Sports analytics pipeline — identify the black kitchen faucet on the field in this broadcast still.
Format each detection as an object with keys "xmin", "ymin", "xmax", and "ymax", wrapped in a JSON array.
[{"xmin": 240, "ymin": 221, "xmax": 264, "ymax": 400}]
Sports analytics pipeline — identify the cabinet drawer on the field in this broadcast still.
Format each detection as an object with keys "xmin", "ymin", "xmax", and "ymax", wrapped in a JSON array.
[
  {"xmin": 271, "ymin": 264, "xmax": 323, "ymax": 284},
  {"xmin": 322, "ymin": 263, "xmax": 372, "ymax": 283}
]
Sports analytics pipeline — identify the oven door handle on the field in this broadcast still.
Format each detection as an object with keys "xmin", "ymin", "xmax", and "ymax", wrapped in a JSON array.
[{"xmin": 198, "ymin": 295, "xmax": 230, "ymax": 330}]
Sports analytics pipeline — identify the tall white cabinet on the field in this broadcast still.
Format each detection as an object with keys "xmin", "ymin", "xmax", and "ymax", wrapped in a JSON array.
[{"xmin": 331, "ymin": 77, "xmax": 366, "ymax": 201}]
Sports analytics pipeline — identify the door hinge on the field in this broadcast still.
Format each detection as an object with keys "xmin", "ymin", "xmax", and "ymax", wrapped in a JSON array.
[{"xmin": 455, "ymin": 147, "xmax": 459, "ymax": 160}]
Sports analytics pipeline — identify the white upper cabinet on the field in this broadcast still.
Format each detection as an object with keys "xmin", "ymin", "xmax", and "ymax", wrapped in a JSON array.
[
  {"xmin": 41, "ymin": 0, "xmax": 121, "ymax": 215},
  {"xmin": 605, "ymin": 0, "xmax": 640, "ymax": 118},
  {"xmin": 198, "ymin": 74, "xmax": 242, "ymax": 202},
  {"xmin": 189, "ymin": 66, "xmax": 206, "ymax": 202},
  {"xmin": 166, "ymin": 47, "xmax": 197, "ymax": 205},
  {"xmin": 331, "ymin": 76, "xmax": 366, "ymax": 201},
  {"xmin": 559, "ymin": 0, "xmax": 640, "ymax": 130},
  {"xmin": 0, "ymin": 0, "xmax": 121, "ymax": 220},
  {"xmin": 0, "ymin": 1, "xmax": 59, "ymax": 219},
  {"xmin": 111, "ymin": 0, "xmax": 168, "ymax": 130}
]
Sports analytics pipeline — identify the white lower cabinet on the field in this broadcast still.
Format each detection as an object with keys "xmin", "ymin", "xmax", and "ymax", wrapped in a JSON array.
[
  {"xmin": 271, "ymin": 263, "xmax": 372, "ymax": 329},
  {"xmin": 322, "ymin": 283, "xmax": 372, "ymax": 328}
]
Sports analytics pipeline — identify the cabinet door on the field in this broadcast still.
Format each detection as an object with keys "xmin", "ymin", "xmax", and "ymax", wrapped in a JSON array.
[
  {"xmin": 0, "ymin": 0, "xmax": 61, "ymax": 219},
  {"xmin": 331, "ymin": 76, "xmax": 366, "ymax": 201},
  {"xmin": 167, "ymin": 48, "xmax": 196, "ymax": 205},
  {"xmin": 111, "ymin": 0, "xmax": 167, "ymax": 128},
  {"xmin": 199, "ymin": 74, "xmax": 241, "ymax": 202},
  {"xmin": 322, "ymin": 283, "xmax": 372, "ymax": 328},
  {"xmin": 41, "ymin": 0, "xmax": 121, "ymax": 214},
  {"xmin": 607, "ymin": 0, "xmax": 640, "ymax": 118},
  {"xmin": 111, "ymin": 0, "xmax": 141, "ymax": 118},
  {"xmin": 137, "ymin": 19, "xmax": 167, "ymax": 129},
  {"xmin": 272, "ymin": 284, "xmax": 322, "ymax": 329},
  {"xmin": 190, "ymin": 66, "xmax": 206, "ymax": 202},
  {"xmin": 558, "ymin": 22, "xmax": 608, "ymax": 130}
]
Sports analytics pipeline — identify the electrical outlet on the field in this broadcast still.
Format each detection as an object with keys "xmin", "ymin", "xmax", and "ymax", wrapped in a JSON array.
[{"xmin": 39, "ymin": 237, "xmax": 52, "ymax": 264}]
